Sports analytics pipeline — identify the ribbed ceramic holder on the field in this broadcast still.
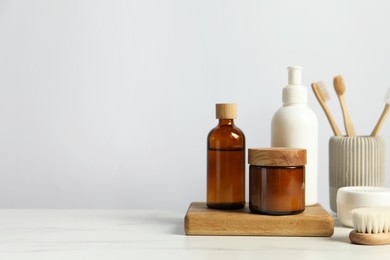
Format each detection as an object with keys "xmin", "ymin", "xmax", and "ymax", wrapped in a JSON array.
[{"xmin": 329, "ymin": 136, "xmax": 385, "ymax": 212}]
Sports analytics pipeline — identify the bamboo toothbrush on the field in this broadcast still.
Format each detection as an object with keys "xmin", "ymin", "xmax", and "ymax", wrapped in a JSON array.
[
  {"xmin": 333, "ymin": 75, "xmax": 357, "ymax": 137},
  {"xmin": 370, "ymin": 88, "xmax": 390, "ymax": 136},
  {"xmin": 349, "ymin": 207, "xmax": 390, "ymax": 245},
  {"xmin": 311, "ymin": 81, "xmax": 342, "ymax": 136}
]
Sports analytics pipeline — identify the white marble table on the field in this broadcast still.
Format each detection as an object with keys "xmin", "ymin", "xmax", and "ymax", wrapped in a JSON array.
[{"xmin": 0, "ymin": 209, "xmax": 389, "ymax": 259}]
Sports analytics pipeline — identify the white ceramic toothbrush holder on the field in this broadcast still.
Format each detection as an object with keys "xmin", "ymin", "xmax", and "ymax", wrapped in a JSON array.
[{"xmin": 329, "ymin": 136, "xmax": 385, "ymax": 212}]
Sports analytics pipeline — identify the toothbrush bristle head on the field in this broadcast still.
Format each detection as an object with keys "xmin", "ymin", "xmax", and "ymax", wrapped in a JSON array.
[
  {"xmin": 316, "ymin": 81, "xmax": 331, "ymax": 102},
  {"xmin": 385, "ymin": 88, "xmax": 390, "ymax": 104},
  {"xmin": 333, "ymin": 75, "xmax": 346, "ymax": 95}
]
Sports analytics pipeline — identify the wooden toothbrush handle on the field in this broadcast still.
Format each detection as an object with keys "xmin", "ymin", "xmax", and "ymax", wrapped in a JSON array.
[
  {"xmin": 321, "ymin": 103, "xmax": 343, "ymax": 136},
  {"xmin": 371, "ymin": 104, "xmax": 390, "ymax": 136},
  {"xmin": 311, "ymin": 89, "xmax": 342, "ymax": 136},
  {"xmin": 338, "ymin": 95, "xmax": 356, "ymax": 137}
]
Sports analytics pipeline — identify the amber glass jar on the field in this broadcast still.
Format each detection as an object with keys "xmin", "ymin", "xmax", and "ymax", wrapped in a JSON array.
[
  {"xmin": 248, "ymin": 148, "xmax": 306, "ymax": 215},
  {"xmin": 207, "ymin": 104, "xmax": 245, "ymax": 209}
]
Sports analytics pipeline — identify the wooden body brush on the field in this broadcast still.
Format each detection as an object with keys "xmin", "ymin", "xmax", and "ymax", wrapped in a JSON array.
[
  {"xmin": 350, "ymin": 207, "xmax": 390, "ymax": 245},
  {"xmin": 333, "ymin": 75, "xmax": 356, "ymax": 137}
]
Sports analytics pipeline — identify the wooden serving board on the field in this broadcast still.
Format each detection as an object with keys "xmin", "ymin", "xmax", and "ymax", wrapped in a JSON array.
[{"xmin": 185, "ymin": 202, "xmax": 334, "ymax": 237}]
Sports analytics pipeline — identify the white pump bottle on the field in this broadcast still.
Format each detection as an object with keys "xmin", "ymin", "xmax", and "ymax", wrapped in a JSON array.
[{"xmin": 271, "ymin": 66, "xmax": 318, "ymax": 206}]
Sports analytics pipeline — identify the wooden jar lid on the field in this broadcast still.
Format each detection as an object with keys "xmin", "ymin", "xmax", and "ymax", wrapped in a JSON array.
[
  {"xmin": 248, "ymin": 148, "xmax": 306, "ymax": 167},
  {"xmin": 216, "ymin": 103, "xmax": 237, "ymax": 119}
]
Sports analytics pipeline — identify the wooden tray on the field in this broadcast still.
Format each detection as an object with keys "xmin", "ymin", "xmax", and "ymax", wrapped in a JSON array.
[{"xmin": 185, "ymin": 202, "xmax": 334, "ymax": 237}]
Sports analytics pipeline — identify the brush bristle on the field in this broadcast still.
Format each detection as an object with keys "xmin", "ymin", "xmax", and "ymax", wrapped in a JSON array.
[
  {"xmin": 316, "ymin": 81, "xmax": 331, "ymax": 102},
  {"xmin": 352, "ymin": 207, "xmax": 390, "ymax": 234},
  {"xmin": 334, "ymin": 76, "xmax": 346, "ymax": 95},
  {"xmin": 385, "ymin": 88, "xmax": 390, "ymax": 105}
]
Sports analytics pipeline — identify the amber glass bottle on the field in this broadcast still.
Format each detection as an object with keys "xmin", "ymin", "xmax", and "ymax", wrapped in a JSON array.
[{"xmin": 207, "ymin": 103, "xmax": 245, "ymax": 209}]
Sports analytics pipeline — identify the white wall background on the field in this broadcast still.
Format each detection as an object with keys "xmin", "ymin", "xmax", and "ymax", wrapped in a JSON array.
[{"xmin": 0, "ymin": 0, "xmax": 389, "ymax": 210}]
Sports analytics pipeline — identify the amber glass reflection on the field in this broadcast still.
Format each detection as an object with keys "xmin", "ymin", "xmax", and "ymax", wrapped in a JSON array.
[
  {"xmin": 249, "ymin": 165, "xmax": 305, "ymax": 215},
  {"xmin": 207, "ymin": 119, "xmax": 245, "ymax": 209}
]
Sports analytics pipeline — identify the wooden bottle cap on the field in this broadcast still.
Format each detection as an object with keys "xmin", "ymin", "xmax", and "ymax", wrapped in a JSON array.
[
  {"xmin": 248, "ymin": 148, "xmax": 306, "ymax": 167},
  {"xmin": 216, "ymin": 103, "xmax": 237, "ymax": 119}
]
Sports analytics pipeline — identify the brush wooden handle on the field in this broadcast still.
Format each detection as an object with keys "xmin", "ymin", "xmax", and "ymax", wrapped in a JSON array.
[
  {"xmin": 311, "ymin": 83, "xmax": 342, "ymax": 136},
  {"xmin": 350, "ymin": 230, "xmax": 390, "ymax": 245},
  {"xmin": 338, "ymin": 95, "xmax": 356, "ymax": 136},
  {"xmin": 334, "ymin": 76, "xmax": 357, "ymax": 137},
  {"xmin": 371, "ymin": 104, "xmax": 390, "ymax": 136}
]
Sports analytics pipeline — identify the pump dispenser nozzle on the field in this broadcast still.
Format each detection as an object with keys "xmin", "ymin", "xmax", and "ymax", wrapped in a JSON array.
[
  {"xmin": 283, "ymin": 66, "xmax": 307, "ymax": 105},
  {"xmin": 288, "ymin": 66, "xmax": 303, "ymax": 86}
]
